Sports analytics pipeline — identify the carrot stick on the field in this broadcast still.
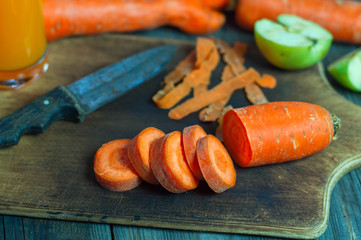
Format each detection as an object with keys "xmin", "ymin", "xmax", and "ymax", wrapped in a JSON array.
[
  {"xmin": 182, "ymin": 125, "xmax": 207, "ymax": 180},
  {"xmin": 128, "ymin": 127, "xmax": 165, "ymax": 184},
  {"xmin": 235, "ymin": 0, "xmax": 361, "ymax": 44},
  {"xmin": 256, "ymin": 74, "xmax": 277, "ymax": 89},
  {"xmin": 149, "ymin": 131, "xmax": 199, "ymax": 193},
  {"xmin": 94, "ymin": 139, "xmax": 142, "ymax": 191},
  {"xmin": 43, "ymin": 0, "xmax": 225, "ymax": 41},
  {"xmin": 244, "ymin": 83, "xmax": 269, "ymax": 105},
  {"xmin": 169, "ymin": 68, "xmax": 261, "ymax": 120},
  {"xmin": 197, "ymin": 134, "xmax": 236, "ymax": 193},
  {"xmin": 222, "ymin": 102, "xmax": 341, "ymax": 167}
]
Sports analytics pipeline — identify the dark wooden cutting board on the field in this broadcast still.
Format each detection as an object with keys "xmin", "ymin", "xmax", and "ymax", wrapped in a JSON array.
[{"xmin": 0, "ymin": 34, "xmax": 360, "ymax": 239}]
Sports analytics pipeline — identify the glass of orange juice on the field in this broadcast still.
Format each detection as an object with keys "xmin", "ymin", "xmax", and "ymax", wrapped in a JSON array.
[{"xmin": 0, "ymin": 0, "xmax": 48, "ymax": 90}]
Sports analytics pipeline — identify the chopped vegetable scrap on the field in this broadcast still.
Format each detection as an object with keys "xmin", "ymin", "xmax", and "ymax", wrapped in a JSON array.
[
  {"xmin": 222, "ymin": 102, "xmax": 341, "ymax": 167},
  {"xmin": 153, "ymin": 38, "xmax": 219, "ymax": 109},
  {"xmin": 94, "ymin": 125, "xmax": 237, "ymax": 194},
  {"xmin": 152, "ymin": 37, "xmax": 277, "ymax": 134}
]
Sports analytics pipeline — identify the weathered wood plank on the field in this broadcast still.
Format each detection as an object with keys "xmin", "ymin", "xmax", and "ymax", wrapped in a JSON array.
[
  {"xmin": 21, "ymin": 217, "xmax": 112, "ymax": 240},
  {"xmin": 3, "ymin": 216, "xmax": 24, "ymax": 240},
  {"xmin": 0, "ymin": 216, "xmax": 4, "ymax": 239}
]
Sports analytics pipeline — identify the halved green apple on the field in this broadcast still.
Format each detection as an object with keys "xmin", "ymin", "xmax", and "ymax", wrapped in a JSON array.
[
  {"xmin": 328, "ymin": 48, "xmax": 361, "ymax": 92},
  {"xmin": 254, "ymin": 14, "xmax": 333, "ymax": 70}
]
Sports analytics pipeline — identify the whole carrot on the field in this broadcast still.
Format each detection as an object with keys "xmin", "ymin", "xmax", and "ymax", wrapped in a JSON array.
[
  {"xmin": 222, "ymin": 102, "xmax": 341, "ymax": 167},
  {"xmin": 43, "ymin": 0, "xmax": 225, "ymax": 41},
  {"xmin": 235, "ymin": 0, "xmax": 361, "ymax": 44}
]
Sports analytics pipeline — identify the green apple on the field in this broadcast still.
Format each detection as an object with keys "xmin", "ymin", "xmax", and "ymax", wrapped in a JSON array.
[
  {"xmin": 327, "ymin": 48, "xmax": 361, "ymax": 92},
  {"xmin": 254, "ymin": 14, "xmax": 333, "ymax": 70}
]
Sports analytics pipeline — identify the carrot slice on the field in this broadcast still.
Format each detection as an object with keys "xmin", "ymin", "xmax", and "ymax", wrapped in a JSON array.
[
  {"xmin": 149, "ymin": 131, "xmax": 199, "ymax": 193},
  {"xmin": 128, "ymin": 127, "xmax": 165, "ymax": 184},
  {"xmin": 182, "ymin": 125, "xmax": 207, "ymax": 180},
  {"xmin": 94, "ymin": 139, "xmax": 142, "ymax": 191},
  {"xmin": 222, "ymin": 102, "xmax": 340, "ymax": 167},
  {"xmin": 197, "ymin": 134, "xmax": 236, "ymax": 193}
]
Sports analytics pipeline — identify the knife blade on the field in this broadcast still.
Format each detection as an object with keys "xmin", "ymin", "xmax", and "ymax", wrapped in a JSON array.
[{"xmin": 0, "ymin": 45, "xmax": 176, "ymax": 149}]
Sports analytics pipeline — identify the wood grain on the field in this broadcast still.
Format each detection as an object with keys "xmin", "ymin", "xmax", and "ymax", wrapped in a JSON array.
[{"xmin": 0, "ymin": 34, "xmax": 360, "ymax": 239}]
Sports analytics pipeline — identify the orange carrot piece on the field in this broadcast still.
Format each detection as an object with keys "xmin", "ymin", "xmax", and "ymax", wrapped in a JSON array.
[
  {"xmin": 169, "ymin": 68, "xmax": 261, "ymax": 120},
  {"xmin": 233, "ymin": 42, "xmax": 248, "ymax": 59},
  {"xmin": 214, "ymin": 39, "xmax": 246, "ymax": 74},
  {"xmin": 197, "ymin": 43, "xmax": 220, "ymax": 71},
  {"xmin": 163, "ymin": 50, "xmax": 196, "ymax": 86},
  {"xmin": 200, "ymin": 0, "xmax": 230, "ymax": 10},
  {"xmin": 222, "ymin": 102, "xmax": 340, "ymax": 167},
  {"xmin": 153, "ymin": 51, "xmax": 196, "ymax": 105},
  {"xmin": 198, "ymin": 64, "xmax": 234, "ymax": 122},
  {"xmin": 154, "ymin": 37, "xmax": 218, "ymax": 109},
  {"xmin": 128, "ymin": 127, "xmax": 165, "ymax": 184},
  {"xmin": 193, "ymin": 83, "xmax": 209, "ymax": 97},
  {"xmin": 94, "ymin": 139, "xmax": 142, "ymax": 191},
  {"xmin": 197, "ymin": 134, "xmax": 236, "ymax": 193},
  {"xmin": 154, "ymin": 68, "xmax": 211, "ymax": 109},
  {"xmin": 235, "ymin": 0, "xmax": 361, "ymax": 44},
  {"xmin": 256, "ymin": 74, "xmax": 277, "ymax": 89},
  {"xmin": 44, "ymin": 0, "xmax": 225, "ymax": 41},
  {"xmin": 244, "ymin": 83, "xmax": 269, "ymax": 105},
  {"xmin": 149, "ymin": 131, "xmax": 199, "ymax": 193},
  {"xmin": 182, "ymin": 125, "xmax": 207, "ymax": 180}
]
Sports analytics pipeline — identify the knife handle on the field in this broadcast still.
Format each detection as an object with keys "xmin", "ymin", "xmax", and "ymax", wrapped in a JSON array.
[{"xmin": 0, "ymin": 86, "xmax": 85, "ymax": 149}]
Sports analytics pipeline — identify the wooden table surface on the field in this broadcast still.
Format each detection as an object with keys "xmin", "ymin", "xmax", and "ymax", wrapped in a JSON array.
[{"xmin": 1, "ymin": 12, "xmax": 360, "ymax": 240}]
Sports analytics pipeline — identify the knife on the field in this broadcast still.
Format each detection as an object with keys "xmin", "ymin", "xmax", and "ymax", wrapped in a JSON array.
[{"xmin": 0, "ymin": 45, "xmax": 176, "ymax": 149}]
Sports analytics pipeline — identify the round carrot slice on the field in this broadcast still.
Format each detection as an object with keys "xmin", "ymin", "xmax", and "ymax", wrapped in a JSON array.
[
  {"xmin": 94, "ymin": 139, "xmax": 142, "ymax": 191},
  {"xmin": 149, "ymin": 131, "xmax": 199, "ymax": 193},
  {"xmin": 197, "ymin": 135, "xmax": 236, "ymax": 193},
  {"xmin": 182, "ymin": 125, "xmax": 207, "ymax": 180},
  {"xmin": 128, "ymin": 127, "xmax": 165, "ymax": 184}
]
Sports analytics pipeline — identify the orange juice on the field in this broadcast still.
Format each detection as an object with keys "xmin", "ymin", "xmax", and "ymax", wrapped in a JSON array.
[{"xmin": 0, "ymin": 0, "xmax": 47, "ymax": 72}]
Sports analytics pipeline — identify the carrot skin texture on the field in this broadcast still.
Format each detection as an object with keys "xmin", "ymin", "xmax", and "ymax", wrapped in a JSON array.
[
  {"xmin": 235, "ymin": 0, "xmax": 361, "ymax": 44},
  {"xmin": 182, "ymin": 125, "xmax": 207, "ymax": 180},
  {"xmin": 200, "ymin": 0, "xmax": 230, "ymax": 10},
  {"xmin": 222, "ymin": 102, "xmax": 334, "ymax": 167},
  {"xmin": 128, "ymin": 127, "xmax": 165, "ymax": 184},
  {"xmin": 94, "ymin": 139, "xmax": 142, "ymax": 191},
  {"xmin": 149, "ymin": 131, "xmax": 199, "ymax": 193},
  {"xmin": 197, "ymin": 135, "xmax": 236, "ymax": 193},
  {"xmin": 43, "ymin": 0, "xmax": 225, "ymax": 41}
]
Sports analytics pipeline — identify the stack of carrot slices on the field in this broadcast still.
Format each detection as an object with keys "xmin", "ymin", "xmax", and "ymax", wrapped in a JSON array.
[{"xmin": 94, "ymin": 125, "xmax": 236, "ymax": 194}]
